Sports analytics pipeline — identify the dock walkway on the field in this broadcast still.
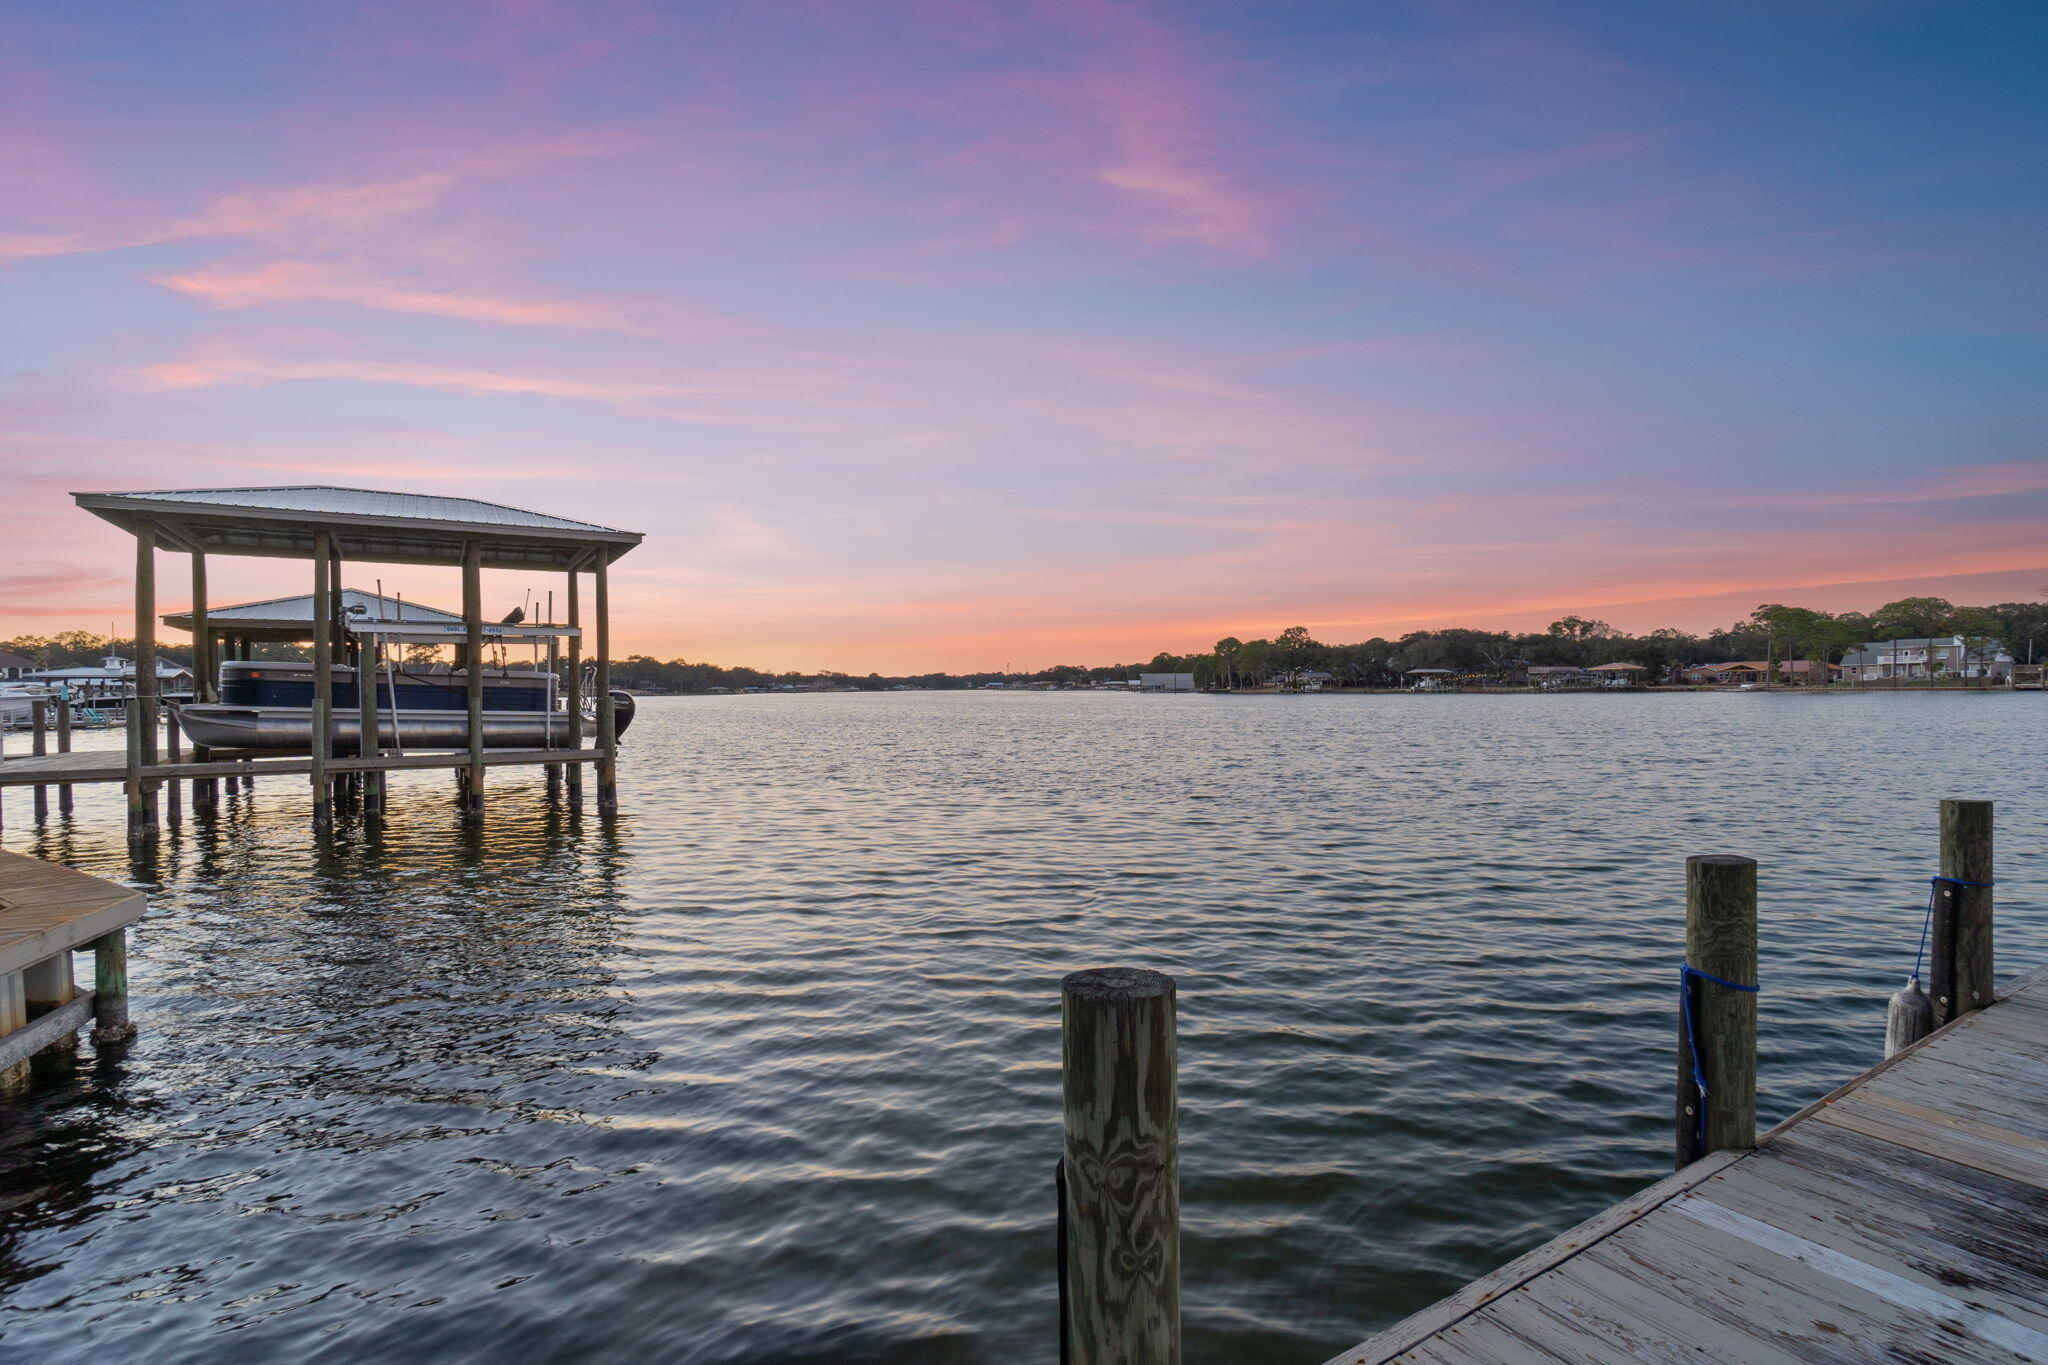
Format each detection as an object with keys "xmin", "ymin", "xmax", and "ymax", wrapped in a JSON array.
[
  {"xmin": 0, "ymin": 746, "xmax": 601, "ymax": 789},
  {"xmin": 0, "ymin": 850, "xmax": 144, "ymax": 1064},
  {"xmin": 1328, "ymin": 964, "xmax": 2048, "ymax": 1364}
]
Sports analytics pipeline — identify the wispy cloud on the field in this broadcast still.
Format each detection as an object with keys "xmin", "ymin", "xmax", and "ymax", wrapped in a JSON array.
[
  {"xmin": 152, "ymin": 260, "xmax": 652, "ymax": 332},
  {"xmin": 139, "ymin": 351, "xmax": 676, "ymax": 402}
]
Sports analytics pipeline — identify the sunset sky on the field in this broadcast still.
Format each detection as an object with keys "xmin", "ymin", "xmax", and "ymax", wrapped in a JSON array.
[{"xmin": 4, "ymin": 1, "xmax": 2044, "ymax": 671}]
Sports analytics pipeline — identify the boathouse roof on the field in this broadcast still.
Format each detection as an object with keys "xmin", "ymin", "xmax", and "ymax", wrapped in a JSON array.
[{"xmin": 74, "ymin": 485, "xmax": 641, "ymax": 571}]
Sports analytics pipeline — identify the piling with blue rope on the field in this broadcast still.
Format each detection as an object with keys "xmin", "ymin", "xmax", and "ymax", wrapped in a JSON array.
[
  {"xmin": 1935, "ymin": 800, "xmax": 1994, "ymax": 1025},
  {"xmin": 1676, "ymin": 854, "xmax": 1758, "ymax": 1168}
]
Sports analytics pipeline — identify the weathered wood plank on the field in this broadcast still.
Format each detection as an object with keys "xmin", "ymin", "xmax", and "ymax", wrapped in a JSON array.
[
  {"xmin": 1673, "ymin": 1196, "xmax": 2048, "ymax": 1359},
  {"xmin": 0, "ymin": 991, "xmax": 95, "ymax": 1069},
  {"xmin": 1813, "ymin": 1095, "xmax": 2048, "ymax": 1191},
  {"xmin": 1320, "ymin": 1150, "xmax": 1749, "ymax": 1364},
  {"xmin": 1701, "ymin": 1160, "xmax": 2048, "ymax": 1336}
]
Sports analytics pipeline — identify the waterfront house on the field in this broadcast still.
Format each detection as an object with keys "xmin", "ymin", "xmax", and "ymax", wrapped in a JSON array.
[
  {"xmin": 1295, "ymin": 669, "xmax": 1334, "ymax": 691},
  {"xmin": 1839, "ymin": 637, "xmax": 2013, "ymax": 682},
  {"xmin": 1138, "ymin": 672, "xmax": 1196, "ymax": 692},
  {"xmin": 0, "ymin": 649, "xmax": 34, "ymax": 681},
  {"xmin": 1682, "ymin": 662, "xmax": 1765, "ymax": 685}
]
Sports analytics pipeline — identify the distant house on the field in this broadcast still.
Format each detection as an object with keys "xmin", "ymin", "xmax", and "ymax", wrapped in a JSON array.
[
  {"xmin": 1839, "ymin": 637, "xmax": 2012, "ymax": 682},
  {"xmin": 1682, "ymin": 662, "xmax": 1767, "ymax": 685},
  {"xmin": 1588, "ymin": 662, "xmax": 1648, "ymax": 685},
  {"xmin": 1138, "ymin": 673, "xmax": 1196, "ymax": 692},
  {"xmin": 19, "ymin": 655, "xmax": 195, "ymax": 700},
  {"xmin": 1295, "ymin": 669, "xmax": 1334, "ymax": 691},
  {"xmin": 1679, "ymin": 660, "xmax": 1836, "ymax": 686},
  {"xmin": 1527, "ymin": 665, "xmax": 1593, "ymax": 686},
  {"xmin": 0, "ymin": 649, "xmax": 34, "ymax": 681}
]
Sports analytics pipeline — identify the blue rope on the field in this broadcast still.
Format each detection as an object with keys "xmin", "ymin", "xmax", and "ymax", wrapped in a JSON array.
[
  {"xmin": 1680, "ymin": 962, "xmax": 1759, "ymax": 1153},
  {"xmin": 1911, "ymin": 876, "xmax": 1995, "ymax": 984}
]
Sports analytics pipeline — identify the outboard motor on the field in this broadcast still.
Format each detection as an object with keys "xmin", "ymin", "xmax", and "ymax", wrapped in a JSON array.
[{"xmin": 609, "ymin": 690, "xmax": 637, "ymax": 739}]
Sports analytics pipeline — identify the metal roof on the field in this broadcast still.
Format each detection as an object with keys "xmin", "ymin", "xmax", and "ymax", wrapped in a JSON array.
[
  {"xmin": 105, "ymin": 486, "xmax": 613, "ymax": 531},
  {"xmin": 74, "ymin": 485, "xmax": 642, "ymax": 571},
  {"xmin": 166, "ymin": 588, "xmax": 463, "ymax": 628}
]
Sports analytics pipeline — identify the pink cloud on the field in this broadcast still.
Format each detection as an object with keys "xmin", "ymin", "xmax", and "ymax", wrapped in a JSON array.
[
  {"xmin": 138, "ymin": 350, "xmax": 676, "ymax": 402},
  {"xmin": 152, "ymin": 260, "xmax": 651, "ymax": 332}
]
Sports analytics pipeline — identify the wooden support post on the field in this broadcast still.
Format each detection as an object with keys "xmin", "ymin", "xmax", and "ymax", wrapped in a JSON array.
[
  {"xmin": 134, "ymin": 520, "xmax": 158, "ymax": 768},
  {"xmin": 1059, "ymin": 967, "xmax": 1179, "ymax": 1365},
  {"xmin": 30, "ymin": 698, "xmax": 48, "ymax": 821},
  {"xmin": 91, "ymin": 929, "xmax": 136, "ymax": 1045},
  {"xmin": 595, "ymin": 552, "xmax": 617, "ymax": 813},
  {"xmin": 124, "ymin": 695, "xmax": 150, "ymax": 838},
  {"xmin": 163, "ymin": 701, "xmax": 182, "ymax": 822},
  {"xmin": 546, "ymin": 631, "xmax": 562, "ymax": 792},
  {"xmin": 462, "ymin": 537, "xmax": 485, "ymax": 819},
  {"xmin": 311, "ymin": 530, "xmax": 333, "ymax": 833},
  {"xmin": 1931, "ymin": 799, "xmax": 1995, "ymax": 1026},
  {"xmin": 359, "ymin": 636, "xmax": 383, "ymax": 820},
  {"xmin": 129, "ymin": 520, "xmax": 159, "ymax": 837},
  {"xmin": 191, "ymin": 550, "xmax": 216, "ymax": 807},
  {"xmin": 1676, "ymin": 854, "xmax": 1758, "ymax": 1167},
  {"xmin": 55, "ymin": 690, "xmax": 72, "ymax": 815},
  {"xmin": 23, "ymin": 952, "xmax": 74, "ymax": 1017},
  {"xmin": 566, "ymin": 558, "xmax": 583, "ymax": 804},
  {"xmin": 0, "ymin": 970, "xmax": 24, "ymax": 1091},
  {"xmin": 190, "ymin": 548, "xmax": 211, "ymax": 701}
]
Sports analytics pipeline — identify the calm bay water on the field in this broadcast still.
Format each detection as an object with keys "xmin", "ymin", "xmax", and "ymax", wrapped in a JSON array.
[{"xmin": 0, "ymin": 691, "xmax": 2041, "ymax": 1362}]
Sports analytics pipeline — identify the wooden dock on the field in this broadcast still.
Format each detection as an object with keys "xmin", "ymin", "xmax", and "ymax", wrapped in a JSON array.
[
  {"xmin": 0, "ymin": 746, "xmax": 602, "ymax": 789},
  {"xmin": 1326, "ymin": 964, "xmax": 2048, "ymax": 1364},
  {"xmin": 0, "ymin": 850, "xmax": 145, "ymax": 1065}
]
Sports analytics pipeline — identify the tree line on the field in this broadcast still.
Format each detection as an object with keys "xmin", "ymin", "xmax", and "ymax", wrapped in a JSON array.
[{"xmin": 7, "ymin": 594, "xmax": 2043, "ymax": 692}]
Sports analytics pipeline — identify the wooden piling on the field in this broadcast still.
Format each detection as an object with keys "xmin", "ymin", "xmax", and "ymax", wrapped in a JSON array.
[
  {"xmin": 565, "ymin": 558, "xmax": 583, "ymax": 805},
  {"xmin": 462, "ymin": 537, "xmax": 485, "ymax": 819},
  {"xmin": 1676, "ymin": 854, "xmax": 1757, "ymax": 1167},
  {"xmin": 23, "ymin": 952, "xmax": 74, "ymax": 1016},
  {"xmin": 30, "ymin": 698, "xmax": 48, "ymax": 821},
  {"xmin": 1060, "ymin": 967, "xmax": 1179, "ymax": 1365},
  {"xmin": 124, "ymin": 696, "xmax": 150, "ymax": 837},
  {"xmin": 595, "ymin": 552, "xmax": 617, "ymax": 813},
  {"xmin": 310, "ymin": 530, "xmax": 333, "ymax": 833},
  {"xmin": 163, "ymin": 701, "xmax": 182, "ymax": 822},
  {"xmin": 55, "ymin": 691, "xmax": 72, "ymax": 815},
  {"xmin": 90, "ymin": 929, "xmax": 136, "ymax": 1045},
  {"xmin": 1930, "ymin": 799, "xmax": 1994, "ymax": 1026}
]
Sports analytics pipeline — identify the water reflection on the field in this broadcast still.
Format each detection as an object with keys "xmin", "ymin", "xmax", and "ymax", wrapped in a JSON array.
[{"xmin": 0, "ymin": 694, "xmax": 2042, "ymax": 1362}]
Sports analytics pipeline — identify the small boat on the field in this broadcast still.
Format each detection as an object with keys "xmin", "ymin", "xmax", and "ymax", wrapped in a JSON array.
[{"xmin": 175, "ymin": 661, "xmax": 635, "ymax": 752}]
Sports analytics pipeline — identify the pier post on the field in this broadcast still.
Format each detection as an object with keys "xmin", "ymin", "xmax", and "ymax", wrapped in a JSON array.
[
  {"xmin": 595, "ymin": 552, "xmax": 617, "ymax": 813},
  {"xmin": 565, "ymin": 557, "xmax": 583, "ymax": 806},
  {"xmin": 359, "ymin": 635, "xmax": 384, "ymax": 821},
  {"xmin": 55, "ymin": 689, "xmax": 72, "ymax": 815},
  {"xmin": 24, "ymin": 952, "xmax": 74, "ymax": 1016},
  {"xmin": 462, "ymin": 537, "xmax": 485, "ymax": 820},
  {"xmin": 1059, "ymin": 967, "xmax": 1179, "ymax": 1365},
  {"xmin": 311, "ymin": 529, "xmax": 333, "ymax": 834},
  {"xmin": 191, "ymin": 547, "xmax": 217, "ymax": 811},
  {"xmin": 131, "ymin": 519, "xmax": 160, "ymax": 837},
  {"xmin": 1930, "ymin": 800, "xmax": 1994, "ymax": 1026},
  {"xmin": 163, "ymin": 701, "xmax": 182, "ymax": 824},
  {"xmin": 30, "ymin": 698, "xmax": 48, "ymax": 821},
  {"xmin": 90, "ymin": 929, "xmax": 136, "ymax": 1046},
  {"xmin": 124, "ymin": 696, "xmax": 150, "ymax": 839},
  {"xmin": 546, "ymin": 631, "xmax": 562, "ymax": 796},
  {"xmin": 1676, "ymin": 854, "xmax": 1757, "ymax": 1167}
]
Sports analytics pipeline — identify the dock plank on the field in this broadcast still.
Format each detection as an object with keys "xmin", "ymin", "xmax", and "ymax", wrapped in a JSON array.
[{"xmin": 1325, "ymin": 968, "xmax": 2048, "ymax": 1364}]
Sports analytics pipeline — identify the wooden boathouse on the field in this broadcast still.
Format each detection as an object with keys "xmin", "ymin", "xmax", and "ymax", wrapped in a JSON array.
[{"xmin": 0, "ymin": 486, "xmax": 642, "ymax": 835}]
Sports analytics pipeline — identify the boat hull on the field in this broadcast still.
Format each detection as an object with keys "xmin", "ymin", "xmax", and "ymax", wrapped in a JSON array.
[{"xmin": 177, "ymin": 705, "xmax": 585, "ymax": 752}]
